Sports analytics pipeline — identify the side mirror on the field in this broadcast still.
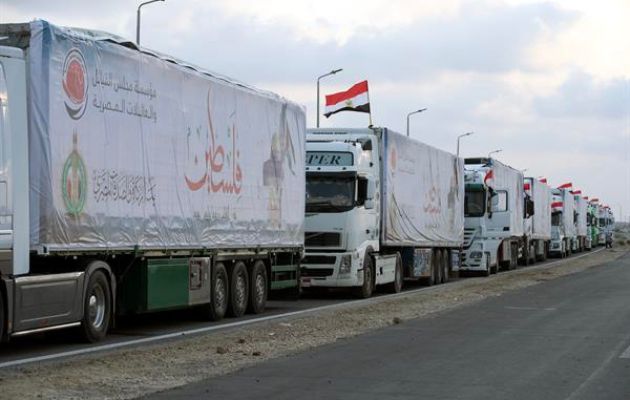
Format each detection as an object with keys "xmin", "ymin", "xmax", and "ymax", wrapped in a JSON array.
[{"xmin": 526, "ymin": 198, "xmax": 535, "ymax": 217}]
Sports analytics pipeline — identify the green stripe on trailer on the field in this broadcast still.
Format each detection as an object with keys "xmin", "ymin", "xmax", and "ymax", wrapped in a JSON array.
[
  {"xmin": 146, "ymin": 258, "xmax": 189, "ymax": 311},
  {"xmin": 270, "ymin": 263, "xmax": 299, "ymax": 290},
  {"xmin": 118, "ymin": 258, "xmax": 189, "ymax": 314}
]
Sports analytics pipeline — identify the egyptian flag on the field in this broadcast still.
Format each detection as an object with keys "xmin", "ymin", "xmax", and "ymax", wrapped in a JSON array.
[
  {"xmin": 539, "ymin": 177, "xmax": 547, "ymax": 184},
  {"xmin": 484, "ymin": 169, "xmax": 494, "ymax": 185},
  {"xmin": 557, "ymin": 182, "xmax": 572, "ymax": 190},
  {"xmin": 324, "ymin": 80, "xmax": 370, "ymax": 118},
  {"xmin": 572, "ymin": 189, "xmax": 582, "ymax": 195}
]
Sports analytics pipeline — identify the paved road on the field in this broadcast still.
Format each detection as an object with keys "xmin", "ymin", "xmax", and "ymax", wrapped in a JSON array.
[{"xmin": 150, "ymin": 250, "xmax": 630, "ymax": 400}]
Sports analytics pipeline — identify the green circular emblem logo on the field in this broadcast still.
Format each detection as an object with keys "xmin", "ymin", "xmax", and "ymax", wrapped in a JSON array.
[{"xmin": 62, "ymin": 149, "xmax": 87, "ymax": 215}]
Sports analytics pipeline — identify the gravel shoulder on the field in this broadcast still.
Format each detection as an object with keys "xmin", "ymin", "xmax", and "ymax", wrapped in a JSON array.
[{"xmin": 0, "ymin": 246, "xmax": 627, "ymax": 400}]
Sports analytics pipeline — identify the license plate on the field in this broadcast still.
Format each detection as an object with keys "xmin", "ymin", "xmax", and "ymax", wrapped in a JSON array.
[{"xmin": 301, "ymin": 277, "xmax": 312, "ymax": 287}]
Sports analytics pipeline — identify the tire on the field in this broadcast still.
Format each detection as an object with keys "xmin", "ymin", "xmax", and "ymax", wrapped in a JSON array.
[
  {"xmin": 442, "ymin": 250, "xmax": 450, "ymax": 283},
  {"xmin": 435, "ymin": 251, "xmax": 443, "ymax": 284},
  {"xmin": 228, "ymin": 261, "xmax": 249, "ymax": 318},
  {"xmin": 425, "ymin": 251, "xmax": 437, "ymax": 286},
  {"xmin": 248, "ymin": 260, "xmax": 268, "ymax": 314},
  {"xmin": 80, "ymin": 270, "xmax": 111, "ymax": 343},
  {"xmin": 208, "ymin": 262, "xmax": 228, "ymax": 321},
  {"xmin": 0, "ymin": 288, "xmax": 5, "ymax": 341},
  {"xmin": 385, "ymin": 253, "xmax": 403, "ymax": 293},
  {"xmin": 353, "ymin": 254, "xmax": 374, "ymax": 298},
  {"xmin": 483, "ymin": 257, "xmax": 491, "ymax": 277}
]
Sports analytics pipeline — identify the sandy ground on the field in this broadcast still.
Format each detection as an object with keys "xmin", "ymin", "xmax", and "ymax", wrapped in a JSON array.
[{"xmin": 0, "ymin": 245, "xmax": 627, "ymax": 400}]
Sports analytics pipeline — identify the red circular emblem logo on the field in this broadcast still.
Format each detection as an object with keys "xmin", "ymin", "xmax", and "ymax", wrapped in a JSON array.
[{"xmin": 62, "ymin": 49, "xmax": 88, "ymax": 120}]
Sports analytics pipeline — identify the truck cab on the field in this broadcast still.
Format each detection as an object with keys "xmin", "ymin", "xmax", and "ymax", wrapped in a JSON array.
[
  {"xmin": 550, "ymin": 189, "xmax": 569, "ymax": 257},
  {"xmin": 462, "ymin": 158, "xmax": 523, "ymax": 274},
  {"xmin": 302, "ymin": 129, "xmax": 382, "ymax": 292}
]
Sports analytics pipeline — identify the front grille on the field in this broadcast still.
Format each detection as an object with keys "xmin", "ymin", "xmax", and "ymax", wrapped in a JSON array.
[
  {"xmin": 301, "ymin": 268, "xmax": 334, "ymax": 277},
  {"xmin": 302, "ymin": 255, "xmax": 337, "ymax": 265},
  {"xmin": 463, "ymin": 228, "xmax": 476, "ymax": 248},
  {"xmin": 305, "ymin": 232, "xmax": 341, "ymax": 247}
]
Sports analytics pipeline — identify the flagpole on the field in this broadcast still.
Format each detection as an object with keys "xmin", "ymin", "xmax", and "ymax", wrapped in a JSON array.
[{"xmin": 366, "ymin": 84, "xmax": 373, "ymax": 126}]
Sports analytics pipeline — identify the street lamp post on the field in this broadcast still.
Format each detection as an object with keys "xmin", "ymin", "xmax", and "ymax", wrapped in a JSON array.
[
  {"xmin": 136, "ymin": 0, "xmax": 165, "ymax": 45},
  {"xmin": 316, "ymin": 68, "xmax": 343, "ymax": 128},
  {"xmin": 456, "ymin": 131, "xmax": 474, "ymax": 157},
  {"xmin": 406, "ymin": 108, "xmax": 427, "ymax": 137},
  {"xmin": 488, "ymin": 149, "xmax": 503, "ymax": 159}
]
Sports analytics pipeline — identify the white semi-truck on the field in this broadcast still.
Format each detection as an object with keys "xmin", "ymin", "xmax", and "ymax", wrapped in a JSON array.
[
  {"xmin": 574, "ymin": 195, "xmax": 588, "ymax": 251},
  {"xmin": 302, "ymin": 127, "xmax": 464, "ymax": 297},
  {"xmin": 462, "ymin": 158, "xmax": 525, "ymax": 275},
  {"xmin": 550, "ymin": 188, "xmax": 575, "ymax": 257},
  {"xmin": 523, "ymin": 177, "xmax": 551, "ymax": 262},
  {"xmin": 598, "ymin": 207, "xmax": 615, "ymax": 244},
  {"xmin": 0, "ymin": 21, "xmax": 305, "ymax": 342}
]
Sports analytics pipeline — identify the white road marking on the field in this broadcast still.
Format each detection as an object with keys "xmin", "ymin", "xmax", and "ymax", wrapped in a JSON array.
[
  {"xmin": 504, "ymin": 306, "xmax": 557, "ymax": 311},
  {"xmin": 0, "ymin": 247, "xmax": 608, "ymax": 370},
  {"xmin": 619, "ymin": 343, "xmax": 630, "ymax": 359}
]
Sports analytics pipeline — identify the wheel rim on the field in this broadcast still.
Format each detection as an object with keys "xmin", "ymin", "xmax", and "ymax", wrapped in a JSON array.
[
  {"xmin": 255, "ymin": 273, "xmax": 265, "ymax": 305},
  {"xmin": 88, "ymin": 284, "xmax": 106, "ymax": 330}
]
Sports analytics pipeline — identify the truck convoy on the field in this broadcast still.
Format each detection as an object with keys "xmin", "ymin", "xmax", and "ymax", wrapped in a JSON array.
[
  {"xmin": 302, "ymin": 127, "xmax": 464, "ymax": 297},
  {"xmin": 523, "ymin": 177, "xmax": 551, "ymax": 262},
  {"xmin": 462, "ymin": 158, "xmax": 525, "ymax": 275},
  {"xmin": 0, "ymin": 21, "xmax": 305, "ymax": 342}
]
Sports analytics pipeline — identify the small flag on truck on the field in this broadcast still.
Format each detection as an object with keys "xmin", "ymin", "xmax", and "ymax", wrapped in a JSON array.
[
  {"xmin": 539, "ymin": 177, "xmax": 548, "ymax": 184},
  {"xmin": 557, "ymin": 182, "xmax": 572, "ymax": 189},
  {"xmin": 572, "ymin": 189, "xmax": 582, "ymax": 195},
  {"xmin": 324, "ymin": 80, "xmax": 371, "ymax": 118}
]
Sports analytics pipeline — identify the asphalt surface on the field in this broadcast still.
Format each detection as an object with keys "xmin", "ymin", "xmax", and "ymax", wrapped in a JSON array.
[{"xmin": 149, "ymin": 251, "xmax": 630, "ymax": 400}]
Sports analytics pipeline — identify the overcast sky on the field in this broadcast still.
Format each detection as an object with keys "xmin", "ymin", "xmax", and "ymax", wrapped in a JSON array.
[{"xmin": 2, "ymin": 0, "xmax": 629, "ymax": 219}]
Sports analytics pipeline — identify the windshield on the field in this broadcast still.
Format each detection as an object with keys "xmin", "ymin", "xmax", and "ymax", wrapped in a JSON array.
[
  {"xmin": 465, "ymin": 189, "xmax": 485, "ymax": 217},
  {"xmin": 306, "ymin": 174, "xmax": 355, "ymax": 213},
  {"xmin": 552, "ymin": 212, "xmax": 561, "ymax": 226}
]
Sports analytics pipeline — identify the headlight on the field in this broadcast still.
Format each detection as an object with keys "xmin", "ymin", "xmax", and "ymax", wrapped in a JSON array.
[
  {"xmin": 339, "ymin": 255, "xmax": 352, "ymax": 274},
  {"xmin": 470, "ymin": 251, "xmax": 483, "ymax": 260}
]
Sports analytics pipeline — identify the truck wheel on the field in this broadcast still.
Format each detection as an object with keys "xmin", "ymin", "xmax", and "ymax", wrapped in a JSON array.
[
  {"xmin": 385, "ymin": 253, "xmax": 403, "ymax": 293},
  {"xmin": 484, "ymin": 258, "xmax": 491, "ymax": 277},
  {"xmin": 435, "ymin": 251, "xmax": 443, "ymax": 284},
  {"xmin": 248, "ymin": 260, "xmax": 267, "ymax": 314},
  {"xmin": 228, "ymin": 261, "xmax": 249, "ymax": 318},
  {"xmin": 0, "ymin": 288, "xmax": 5, "ymax": 341},
  {"xmin": 442, "ymin": 250, "xmax": 450, "ymax": 283},
  {"xmin": 353, "ymin": 255, "xmax": 374, "ymax": 298},
  {"xmin": 208, "ymin": 262, "xmax": 228, "ymax": 321},
  {"xmin": 80, "ymin": 270, "xmax": 111, "ymax": 343}
]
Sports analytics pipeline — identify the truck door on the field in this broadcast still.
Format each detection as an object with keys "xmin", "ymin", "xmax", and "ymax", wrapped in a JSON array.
[
  {"xmin": 0, "ymin": 47, "xmax": 29, "ymax": 276},
  {"xmin": 0, "ymin": 60, "xmax": 13, "ymax": 260}
]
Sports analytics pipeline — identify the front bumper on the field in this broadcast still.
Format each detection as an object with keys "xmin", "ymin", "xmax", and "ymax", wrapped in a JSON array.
[
  {"xmin": 301, "ymin": 251, "xmax": 362, "ymax": 288},
  {"xmin": 460, "ymin": 248, "xmax": 488, "ymax": 272}
]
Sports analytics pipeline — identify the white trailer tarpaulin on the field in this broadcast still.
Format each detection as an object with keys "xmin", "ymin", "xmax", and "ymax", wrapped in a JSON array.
[
  {"xmin": 575, "ymin": 196, "xmax": 588, "ymax": 236},
  {"xmin": 485, "ymin": 159, "xmax": 525, "ymax": 237},
  {"xmin": 528, "ymin": 178, "xmax": 551, "ymax": 240},
  {"xmin": 381, "ymin": 129, "xmax": 464, "ymax": 247},
  {"xmin": 27, "ymin": 21, "xmax": 305, "ymax": 251}
]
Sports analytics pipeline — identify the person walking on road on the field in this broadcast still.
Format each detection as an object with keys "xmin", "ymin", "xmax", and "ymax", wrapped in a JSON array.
[{"xmin": 605, "ymin": 231, "xmax": 613, "ymax": 248}]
